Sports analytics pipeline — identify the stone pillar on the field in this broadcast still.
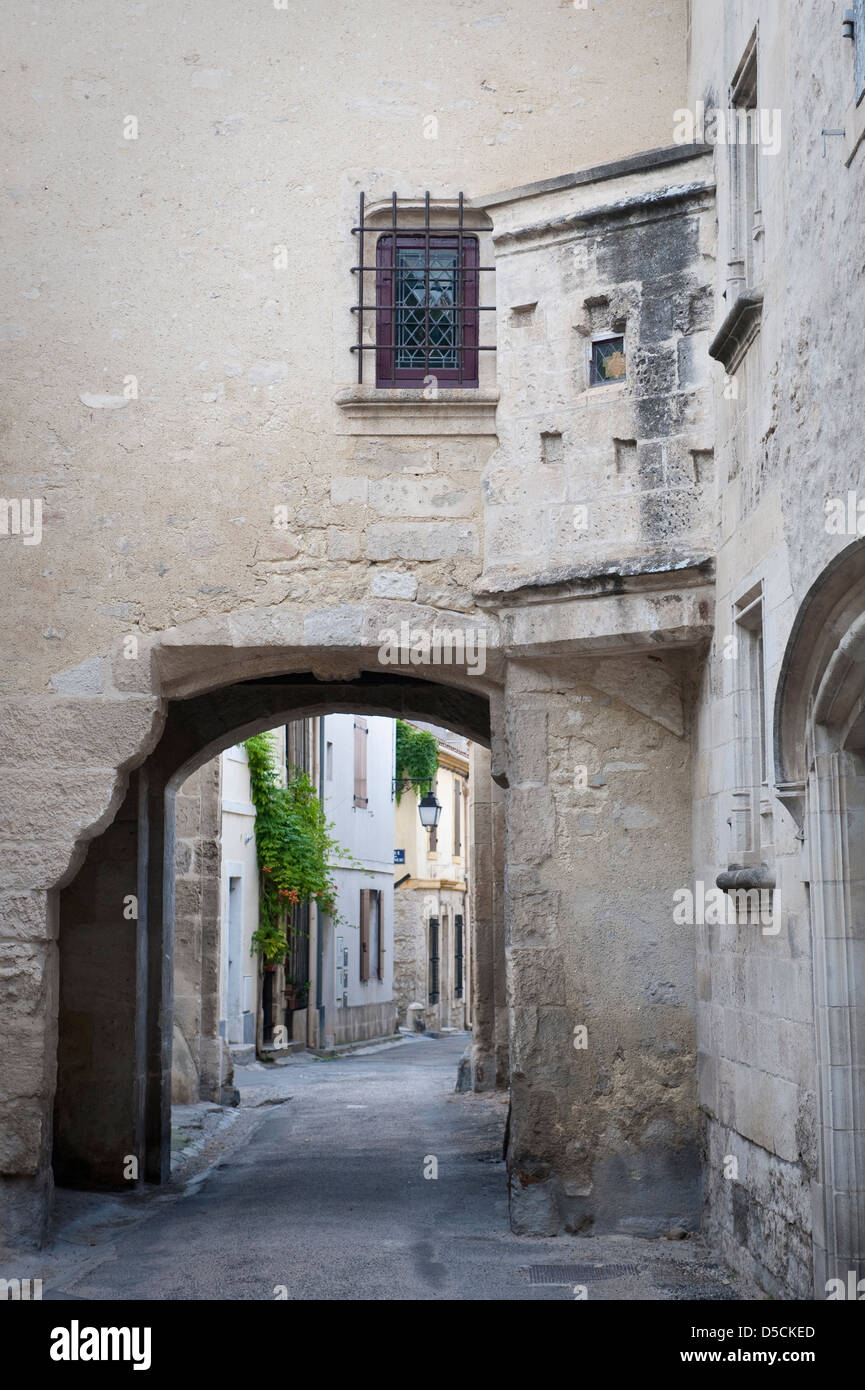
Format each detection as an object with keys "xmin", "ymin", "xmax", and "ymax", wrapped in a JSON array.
[
  {"xmin": 491, "ymin": 771, "xmax": 508, "ymax": 1087},
  {"xmin": 469, "ymin": 743, "xmax": 508, "ymax": 1092},
  {"xmin": 808, "ymin": 747, "xmax": 865, "ymax": 1294},
  {"xmin": 504, "ymin": 657, "xmax": 699, "ymax": 1237},
  {"xmin": 53, "ymin": 775, "xmax": 145, "ymax": 1191},
  {"xmin": 0, "ymin": 888, "xmax": 59, "ymax": 1248},
  {"xmin": 144, "ymin": 766, "xmax": 171, "ymax": 1184},
  {"xmin": 469, "ymin": 744, "xmax": 496, "ymax": 1089},
  {"xmin": 0, "ymin": 692, "xmax": 160, "ymax": 1247},
  {"xmin": 173, "ymin": 759, "xmax": 232, "ymax": 1105}
]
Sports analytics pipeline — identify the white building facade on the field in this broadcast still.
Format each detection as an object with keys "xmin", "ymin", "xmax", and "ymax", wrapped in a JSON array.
[
  {"xmin": 320, "ymin": 714, "xmax": 397, "ymax": 1047},
  {"xmin": 205, "ymin": 714, "xmax": 398, "ymax": 1064}
]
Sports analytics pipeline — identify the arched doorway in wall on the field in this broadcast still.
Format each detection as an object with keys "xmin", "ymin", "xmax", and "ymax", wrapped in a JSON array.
[
  {"xmin": 53, "ymin": 670, "xmax": 496, "ymax": 1194},
  {"xmin": 775, "ymin": 537, "xmax": 865, "ymax": 1293}
]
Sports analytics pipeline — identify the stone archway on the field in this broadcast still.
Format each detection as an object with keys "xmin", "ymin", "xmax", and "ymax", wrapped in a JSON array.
[
  {"xmin": 1, "ymin": 574, "xmax": 713, "ymax": 1248},
  {"xmin": 53, "ymin": 668, "xmax": 498, "ymax": 1196},
  {"xmin": 775, "ymin": 537, "xmax": 865, "ymax": 1292}
]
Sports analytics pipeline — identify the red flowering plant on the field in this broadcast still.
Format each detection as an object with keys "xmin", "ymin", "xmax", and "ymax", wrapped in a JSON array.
[{"xmin": 244, "ymin": 732, "xmax": 349, "ymax": 964}]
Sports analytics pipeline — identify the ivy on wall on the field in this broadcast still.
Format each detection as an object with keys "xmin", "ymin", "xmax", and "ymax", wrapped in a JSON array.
[
  {"xmin": 244, "ymin": 732, "xmax": 348, "ymax": 964},
  {"xmin": 395, "ymin": 719, "xmax": 439, "ymax": 804}
]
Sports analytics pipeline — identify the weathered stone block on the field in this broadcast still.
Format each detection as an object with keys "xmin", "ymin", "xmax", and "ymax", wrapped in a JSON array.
[
  {"xmin": 365, "ymin": 523, "xmax": 479, "ymax": 562},
  {"xmin": 370, "ymin": 570, "xmax": 418, "ymax": 600},
  {"xmin": 0, "ymin": 892, "xmax": 52, "ymax": 942}
]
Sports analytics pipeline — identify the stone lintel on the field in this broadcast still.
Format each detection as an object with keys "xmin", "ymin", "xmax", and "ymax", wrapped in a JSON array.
[
  {"xmin": 496, "ymin": 581, "xmax": 714, "ymax": 659},
  {"xmin": 475, "ymin": 553, "xmax": 714, "ymax": 604}
]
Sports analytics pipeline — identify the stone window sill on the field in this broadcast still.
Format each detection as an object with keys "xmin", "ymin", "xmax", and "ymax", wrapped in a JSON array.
[
  {"xmin": 334, "ymin": 385, "xmax": 499, "ymax": 436},
  {"xmin": 708, "ymin": 290, "xmax": 763, "ymax": 374}
]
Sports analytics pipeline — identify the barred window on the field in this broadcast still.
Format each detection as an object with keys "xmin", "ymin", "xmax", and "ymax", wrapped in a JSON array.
[
  {"xmin": 376, "ymin": 234, "xmax": 479, "ymax": 387},
  {"xmin": 351, "ymin": 192, "xmax": 494, "ymax": 388}
]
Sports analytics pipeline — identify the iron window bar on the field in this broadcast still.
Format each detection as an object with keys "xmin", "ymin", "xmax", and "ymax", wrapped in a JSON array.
[{"xmin": 350, "ymin": 190, "xmax": 496, "ymax": 386}]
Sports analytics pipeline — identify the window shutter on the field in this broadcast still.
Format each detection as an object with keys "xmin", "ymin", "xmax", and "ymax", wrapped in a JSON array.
[
  {"xmin": 353, "ymin": 717, "xmax": 368, "ymax": 808},
  {"xmin": 857, "ymin": 0, "xmax": 865, "ymax": 105},
  {"xmin": 359, "ymin": 888, "xmax": 370, "ymax": 982},
  {"xmin": 453, "ymin": 778, "xmax": 461, "ymax": 857},
  {"xmin": 428, "ymin": 777, "xmax": 438, "ymax": 853},
  {"xmin": 375, "ymin": 235, "xmax": 395, "ymax": 387},
  {"xmin": 375, "ymin": 890, "xmax": 384, "ymax": 981},
  {"xmin": 428, "ymin": 916, "xmax": 440, "ymax": 1004}
]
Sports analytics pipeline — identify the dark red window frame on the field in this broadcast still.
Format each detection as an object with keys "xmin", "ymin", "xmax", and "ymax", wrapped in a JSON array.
[{"xmin": 375, "ymin": 234, "xmax": 479, "ymax": 388}]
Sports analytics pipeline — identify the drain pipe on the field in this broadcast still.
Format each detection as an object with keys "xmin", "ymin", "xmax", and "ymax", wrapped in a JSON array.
[{"xmin": 316, "ymin": 714, "xmax": 326, "ymax": 1045}]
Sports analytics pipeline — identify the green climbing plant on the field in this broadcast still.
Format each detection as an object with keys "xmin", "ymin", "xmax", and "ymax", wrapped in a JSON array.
[
  {"xmin": 244, "ymin": 732, "xmax": 353, "ymax": 964},
  {"xmin": 394, "ymin": 719, "xmax": 439, "ymax": 804}
]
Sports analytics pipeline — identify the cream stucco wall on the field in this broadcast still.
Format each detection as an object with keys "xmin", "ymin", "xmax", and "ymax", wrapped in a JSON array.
[{"xmin": 3, "ymin": 0, "xmax": 687, "ymax": 694}]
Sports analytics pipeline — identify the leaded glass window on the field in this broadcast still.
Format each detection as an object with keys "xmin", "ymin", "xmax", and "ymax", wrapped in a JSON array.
[
  {"xmin": 376, "ymin": 234, "xmax": 479, "ymax": 386},
  {"xmin": 395, "ymin": 247, "xmax": 459, "ymax": 371}
]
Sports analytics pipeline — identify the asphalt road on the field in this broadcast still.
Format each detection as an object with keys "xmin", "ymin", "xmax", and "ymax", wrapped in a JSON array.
[{"xmin": 4, "ymin": 1033, "xmax": 744, "ymax": 1301}]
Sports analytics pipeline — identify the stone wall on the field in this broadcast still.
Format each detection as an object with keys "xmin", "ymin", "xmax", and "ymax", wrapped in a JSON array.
[
  {"xmin": 392, "ymin": 886, "xmax": 426, "ymax": 1027},
  {"xmin": 684, "ymin": 0, "xmax": 865, "ymax": 1296},
  {"xmin": 331, "ymin": 1001, "xmax": 397, "ymax": 1049},
  {"xmin": 0, "ymin": 0, "xmax": 688, "ymax": 699}
]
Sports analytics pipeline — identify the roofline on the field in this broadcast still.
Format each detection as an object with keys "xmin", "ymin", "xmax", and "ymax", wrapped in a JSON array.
[{"xmin": 468, "ymin": 143, "xmax": 713, "ymax": 211}]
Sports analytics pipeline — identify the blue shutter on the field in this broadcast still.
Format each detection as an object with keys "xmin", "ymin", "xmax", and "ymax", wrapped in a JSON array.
[{"xmin": 856, "ymin": 0, "xmax": 865, "ymax": 104}]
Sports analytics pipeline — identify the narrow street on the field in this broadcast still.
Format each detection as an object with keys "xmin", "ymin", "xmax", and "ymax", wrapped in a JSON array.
[{"xmin": 13, "ymin": 1036, "xmax": 741, "ymax": 1302}]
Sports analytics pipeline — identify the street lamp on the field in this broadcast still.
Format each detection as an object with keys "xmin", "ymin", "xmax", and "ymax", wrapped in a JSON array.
[
  {"xmin": 392, "ymin": 777, "xmax": 442, "ymax": 829},
  {"xmin": 417, "ymin": 789, "xmax": 442, "ymax": 830}
]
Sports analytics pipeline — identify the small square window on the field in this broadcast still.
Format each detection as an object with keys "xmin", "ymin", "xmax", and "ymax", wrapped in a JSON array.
[{"xmin": 590, "ymin": 336, "xmax": 626, "ymax": 386}]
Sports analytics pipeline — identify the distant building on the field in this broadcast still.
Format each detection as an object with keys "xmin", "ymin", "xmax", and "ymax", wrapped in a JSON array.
[
  {"xmin": 172, "ymin": 714, "xmax": 397, "ymax": 1100},
  {"xmin": 392, "ymin": 723, "xmax": 470, "ymax": 1034},
  {"xmin": 320, "ymin": 713, "xmax": 398, "ymax": 1047}
]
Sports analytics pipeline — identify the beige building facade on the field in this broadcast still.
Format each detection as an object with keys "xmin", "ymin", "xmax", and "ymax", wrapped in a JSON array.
[
  {"xmin": 3, "ymin": 0, "xmax": 865, "ymax": 1301},
  {"xmin": 393, "ymin": 724, "xmax": 471, "ymax": 1033}
]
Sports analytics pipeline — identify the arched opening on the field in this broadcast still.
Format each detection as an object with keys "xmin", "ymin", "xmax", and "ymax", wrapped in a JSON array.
[
  {"xmin": 53, "ymin": 670, "xmax": 499, "ymax": 1194},
  {"xmin": 774, "ymin": 538, "xmax": 865, "ymax": 1291}
]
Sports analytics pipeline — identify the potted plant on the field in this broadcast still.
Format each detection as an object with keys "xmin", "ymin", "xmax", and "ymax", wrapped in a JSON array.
[{"xmin": 285, "ymin": 978, "xmax": 310, "ymax": 1009}]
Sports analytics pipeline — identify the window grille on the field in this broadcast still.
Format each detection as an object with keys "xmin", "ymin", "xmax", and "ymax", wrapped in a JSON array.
[
  {"xmin": 351, "ymin": 191, "xmax": 496, "ymax": 387},
  {"xmin": 454, "ymin": 914, "xmax": 464, "ymax": 999}
]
